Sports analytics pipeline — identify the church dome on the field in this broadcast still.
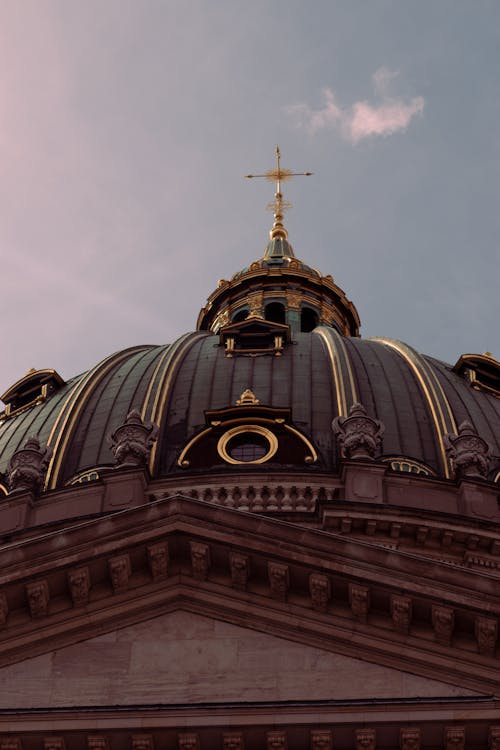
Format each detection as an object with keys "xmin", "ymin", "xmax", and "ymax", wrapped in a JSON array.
[
  {"xmin": 0, "ymin": 332, "xmax": 499, "ymax": 496},
  {"xmin": 0, "ymin": 149, "xmax": 498, "ymax": 528},
  {"xmin": 2, "ymin": 150, "xmax": 499, "ymax": 748}
]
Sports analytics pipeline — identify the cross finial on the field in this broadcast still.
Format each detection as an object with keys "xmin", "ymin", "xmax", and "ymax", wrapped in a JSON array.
[{"xmin": 245, "ymin": 146, "xmax": 313, "ymax": 239}]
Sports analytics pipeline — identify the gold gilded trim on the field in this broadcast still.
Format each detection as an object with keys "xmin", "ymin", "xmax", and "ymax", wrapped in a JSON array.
[
  {"xmin": 178, "ymin": 417, "xmax": 318, "ymax": 467},
  {"xmin": 381, "ymin": 456, "xmax": 435, "ymax": 477},
  {"xmin": 146, "ymin": 333, "xmax": 208, "ymax": 474},
  {"xmin": 45, "ymin": 347, "xmax": 150, "ymax": 490},
  {"xmin": 314, "ymin": 327, "xmax": 358, "ymax": 417},
  {"xmin": 372, "ymin": 338, "xmax": 457, "ymax": 479},
  {"xmin": 178, "ymin": 416, "xmax": 279, "ymax": 467},
  {"xmin": 236, "ymin": 389, "xmax": 260, "ymax": 405},
  {"xmin": 218, "ymin": 425, "xmax": 278, "ymax": 465},
  {"xmin": 283, "ymin": 424, "xmax": 318, "ymax": 463},
  {"xmin": 141, "ymin": 336, "xmax": 194, "ymax": 424},
  {"xmin": 177, "ymin": 426, "xmax": 213, "ymax": 467},
  {"xmin": 67, "ymin": 468, "xmax": 101, "ymax": 486},
  {"xmin": 332, "ymin": 328, "xmax": 358, "ymax": 407},
  {"xmin": 0, "ymin": 368, "xmax": 64, "ymax": 404},
  {"xmin": 141, "ymin": 348, "xmax": 173, "ymax": 424}
]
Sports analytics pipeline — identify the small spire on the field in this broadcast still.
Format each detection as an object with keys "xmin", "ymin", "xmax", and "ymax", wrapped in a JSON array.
[{"xmin": 245, "ymin": 146, "xmax": 313, "ymax": 240}]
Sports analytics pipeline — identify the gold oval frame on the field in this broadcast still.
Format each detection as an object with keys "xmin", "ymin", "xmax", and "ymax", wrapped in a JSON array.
[{"xmin": 218, "ymin": 425, "xmax": 278, "ymax": 465}]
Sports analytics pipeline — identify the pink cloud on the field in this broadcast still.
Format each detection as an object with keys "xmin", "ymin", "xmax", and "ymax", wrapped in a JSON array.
[
  {"xmin": 286, "ymin": 68, "xmax": 424, "ymax": 143},
  {"xmin": 347, "ymin": 97, "xmax": 425, "ymax": 143}
]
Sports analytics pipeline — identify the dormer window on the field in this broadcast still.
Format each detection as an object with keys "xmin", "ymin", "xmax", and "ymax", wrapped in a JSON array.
[
  {"xmin": 0, "ymin": 368, "xmax": 65, "ymax": 420},
  {"xmin": 452, "ymin": 353, "xmax": 500, "ymax": 398},
  {"xmin": 220, "ymin": 317, "xmax": 291, "ymax": 358},
  {"xmin": 177, "ymin": 389, "xmax": 318, "ymax": 469}
]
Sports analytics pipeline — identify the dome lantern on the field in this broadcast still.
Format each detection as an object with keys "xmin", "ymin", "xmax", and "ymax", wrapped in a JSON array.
[{"xmin": 197, "ymin": 147, "xmax": 360, "ymax": 337}]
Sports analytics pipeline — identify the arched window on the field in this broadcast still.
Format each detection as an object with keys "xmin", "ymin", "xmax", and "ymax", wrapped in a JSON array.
[
  {"xmin": 265, "ymin": 302, "xmax": 286, "ymax": 325},
  {"xmin": 301, "ymin": 307, "xmax": 319, "ymax": 332},
  {"xmin": 232, "ymin": 309, "xmax": 249, "ymax": 323}
]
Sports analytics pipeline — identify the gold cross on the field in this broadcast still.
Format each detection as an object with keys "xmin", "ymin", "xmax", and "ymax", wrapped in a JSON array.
[{"xmin": 245, "ymin": 146, "xmax": 313, "ymax": 239}]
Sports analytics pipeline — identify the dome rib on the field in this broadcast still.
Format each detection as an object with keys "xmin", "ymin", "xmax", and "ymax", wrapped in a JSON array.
[
  {"xmin": 148, "ymin": 332, "xmax": 211, "ymax": 476},
  {"xmin": 428, "ymin": 356, "xmax": 500, "ymax": 457},
  {"xmin": 45, "ymin": 346, "xmax": 152, "ymax": 490},
  {"xmin": 61, "ymin": 346, "xmax": 165, "ymax": 484},
  {"xmin": 313, "ymin": 327, "xmax": 359, "ymax": 417},
  {"xmin": 372, "ymin": 338, "xmax": 457, "ymax": 478}
]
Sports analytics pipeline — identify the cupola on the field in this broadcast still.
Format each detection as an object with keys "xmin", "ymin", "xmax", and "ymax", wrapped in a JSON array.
[{"xmin": 197, "ymin": 147, "xmax": 360, "ymax": 337}]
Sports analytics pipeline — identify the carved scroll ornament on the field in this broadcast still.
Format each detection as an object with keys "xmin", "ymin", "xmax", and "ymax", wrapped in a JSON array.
[
  {"xmin": 109, "ymin": 410, "xmax": 158, "ymax": 468},
  {"xmin": 7, "ymin": 436, "xmax": 52, "ymax": 495},
  {"xmin": 445, "ymin": 421, "xmax": 491, "ymax": 479},
  {"xmin": 332, "ymin": 403, "xmax": 384, "ymax": 460}
]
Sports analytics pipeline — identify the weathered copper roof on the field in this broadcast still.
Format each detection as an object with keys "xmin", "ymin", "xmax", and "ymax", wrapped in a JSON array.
[{"xmin": 0, "ymin": 330, "xmax": 499, "ymax": 491}]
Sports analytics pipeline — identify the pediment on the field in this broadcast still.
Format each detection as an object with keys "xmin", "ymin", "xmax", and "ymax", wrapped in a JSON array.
[
  {"xmin": 220, "ymin": 318, "xmax": 290, "ymax": 337},
  {"xmin": 0, "ymin": 608, "xmax": 480, "ymax": 709},
  {"xmin": 218, "ymin": 316, "xmax": 291, "ymax": 357},
  {"xmin": 0, "ymin": 494, "xmax": 499, "ymax": 698}
]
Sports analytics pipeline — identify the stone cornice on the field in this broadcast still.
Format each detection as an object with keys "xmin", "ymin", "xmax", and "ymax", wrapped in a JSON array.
[
  {"xmin": 0, "ymin": 699, "xmax": 499, "ymax": 749},
  {"xmin": 0, "ymin": 495, "xmax": 500, "ymax": 694},
  {"xmin": 1, "ymin": 463, "xmax": 498, "ymax": 540}
]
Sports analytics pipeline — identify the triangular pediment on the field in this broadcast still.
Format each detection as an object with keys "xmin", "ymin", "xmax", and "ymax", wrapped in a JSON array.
[
  {"xmin": 0, "ymin": 494, "xmax": 499, "ymax": 699},
  {"xmin": 0, "ymin": 608, "xmax": 481, "ymax": 709}
]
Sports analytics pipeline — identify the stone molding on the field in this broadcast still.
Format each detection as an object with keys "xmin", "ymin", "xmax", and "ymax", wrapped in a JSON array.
[
  {"xmin": 1, "ymin": 463, "xmax": 499, "ymax": 542},
  {"xmin": 349, "ymin": 583, "xmax": 370, "ymax": 623},
  {"xmin": 147, "ymin": 542, "xmax": 169, "ymax": 581},
  {"xmin": 355, "ymin": 728, "xmax": 376, "ymax": 750},
  {"xmin": 3, "ymin": 709, "xmax": 500, "ymax": 750},
  {"xmin": 268, "ymin": 561, "xmax": 289, "ymax": 601},
  {"xmin": 230, "ymin": 552, "xmax": 250, "ymax": 590},
  {"xmin": 222, "ymin": 734, "xmax": 244, "ymax": 750},
  {"xmin": 190, "ymin": 541, "xmax": 210, "ymax": 581},
  {"xmin": 25, "ymin": 579, "xmax": 49, "ymax": 618},
  {"xmin": 309, "ymin": 573, "xmax": 331, "ymax": 613},
  {"xmin": 108, "ymin": 554, "xmax": 131, "ymax": 594},
  {"xmin": 400, "ymin": 727, "xmax": 420, "ymax": 750},
  {"xmin": 67, "ymin": 566, "xmax": 91, "ymax": 607},
  {"xmin": 131, "ymin": 737, "xmax": 153, "ymax": 750},
  {"xmin": 391, "ymin": 594, "xmax": 412, "ymax": 634},
  {"xmin": 0, "ymin": 495, "xmax": 500, "ymax": 693}
]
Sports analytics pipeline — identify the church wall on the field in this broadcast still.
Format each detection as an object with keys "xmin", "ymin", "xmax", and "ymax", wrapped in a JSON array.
[{"xmin": 0, "ymin": 610, "xmax": 480, "ymax": 708}]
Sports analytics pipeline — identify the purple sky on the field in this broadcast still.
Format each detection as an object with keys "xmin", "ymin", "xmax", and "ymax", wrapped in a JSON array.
[{"xmin": 1, "ymin": 1, "xmax": 499, "ymax": 394}]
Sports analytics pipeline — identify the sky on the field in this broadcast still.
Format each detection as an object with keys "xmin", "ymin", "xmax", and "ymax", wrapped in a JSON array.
[{"xmin": 0, "ymin": 0, "xmax": 499, "ymax": 393}]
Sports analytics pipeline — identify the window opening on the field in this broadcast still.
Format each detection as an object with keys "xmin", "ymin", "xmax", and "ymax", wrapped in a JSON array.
[
  {"xmin": 228, "ymin": 433, "xmax": 269, "ymax": 462},
  {"xmin": 232, "ymin": 309, "xmax": 249, "ymax": 323},
  {"xmin": 301, "ymin": 307, "xmax": 319, "ymax": 332},
  {"xmin": 265, "ymin": 302, "xmax": 286, "ymax": 325}
]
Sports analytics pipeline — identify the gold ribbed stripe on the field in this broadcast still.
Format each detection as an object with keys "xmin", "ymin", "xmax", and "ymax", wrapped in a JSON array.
[
  {"xmin": 372, "ymin": 338, "xmax": 457, "ymax": 478},
  {"xmin": 145, "ymin": 333, "xmax": 208, "ymax": 474},
  {"xmin": 45, "ymin": 347, "xmax": 150, "ymax": 490},
  {"xmin": 331, "ymin": 327, "xmax": 358, "ymax": 407},
  {"xmin": 314, "ymin": 327, "xmax": 358, "ymax": 417},
  {"xmin": 140, "ymin": 339, "xmax": 192, "ymax": 424}
]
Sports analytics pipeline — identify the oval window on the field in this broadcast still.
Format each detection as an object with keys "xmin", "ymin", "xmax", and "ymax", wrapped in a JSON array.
[
  {"xmin": 228, "ymin": 433, "xmax": 269, "ymax": 462},
  {"xmin": 218, "ymin": 425, "xmax": 278, "ymax": 465}
]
